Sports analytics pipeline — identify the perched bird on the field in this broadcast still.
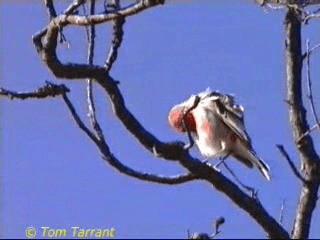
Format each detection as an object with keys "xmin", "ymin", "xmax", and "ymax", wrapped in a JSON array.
[{"xmin": 168, "ymin": 88, "xmax": 270, "ymax": 180}]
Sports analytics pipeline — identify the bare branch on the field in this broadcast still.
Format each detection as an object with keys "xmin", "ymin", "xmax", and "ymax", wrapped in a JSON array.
[
  {"xmin": 0, "ymin": 82, "xmax": 69, "ymax": 100},
  {"xmin": 302, "ymin": 42, "xmax": 320, "ymax": 59},
  {"xmin": 256, "ymin": 0, "xmax": 320, "ymax": 5},
  {"xmin": 62, "ymin": 93, "xmax": 99, "ymax": 145},
  {"xmin": 105, "ymin": 0, "xmax": 126, "ymax": 72},
  {"xmin": 33, "ymin": 0, "xmax": 88, "ymax": 53},
  {"xmin": 65, "ymin": 0, "xmax": 86, "ymax": 14},
  {"xmin": 211, "ymin": 217, "xmax": 225, "ymax": 238},
  {"xmin": 299, "ymin": 123, "xmax": 320, "ymax": 141},
  {"xmin": 43, "ymin": 0, "xmax": 73, "ymax": 46},
  {"xmin": 101, "ymin": 152, "xmax": 199, "ymax": 185},
  {"xmin": 43, "ymin": 0, "xmax": 57, "ymax": 19},
  {"xmin": 279, "ymin": 199, "xmax": 286, "ymax": 225},
  {"xmin": 305, "ymin": 40, "xmax": 320, "ymax": 135},
  {"xmin": 62, "ymin": 88, "xmax": 197, "ymax": 185},
  {"xmin": 84, "ymin": 0, "xmax": 105, "ymax": 141},
  {"xmin": 51, "ymin": 0, "xmax": 165, "ymax": 27},
  {"xmin": 95, "ymin": 75, "xmax": 290, "ymax": 238},
  {"xmin": 32, "ymin": 1, "xmax": 165, "ymax": 80},
  {"xmin": 276, "ymin": 144, "xmax": 306, "ymax": 182},
  {"xmin": 29, "ymin": 0, "xmax": 291, "ymax": 237},
  {"xmin": 284, "ymin": 8, "xmax": 320, "ymax": 239},
  {"xmin": 187, "ymin": 217, "xmax": 225, "ymax": 239},
  {"xmin": 222, "ymin": 162, "xmax": 256, "ymax": 197},
  {"xmin": 304, "ymin": 13, "xmax": 320, "ymax": 23}
]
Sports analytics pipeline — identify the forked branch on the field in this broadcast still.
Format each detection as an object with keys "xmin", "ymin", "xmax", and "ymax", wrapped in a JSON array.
[
  {"xmin": 5, "ymin": 0, "xmax": 291, "ymax": 238},
  {"xmin": 284, "ymin": 7, "xmax": 320, "ymax": 239}
]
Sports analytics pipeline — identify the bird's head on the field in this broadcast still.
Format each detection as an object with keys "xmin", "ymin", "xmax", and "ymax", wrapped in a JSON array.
[{"xmin": 168, "ymin": 95, "xmax": 200, "ymax": 134}]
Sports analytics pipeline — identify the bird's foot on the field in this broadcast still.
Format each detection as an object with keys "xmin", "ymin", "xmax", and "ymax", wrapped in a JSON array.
[
  {"xmin": 212, "ymin": 165, "xmax": 221, "ymax": 173},
  {"xmin": 202, "ymin": 158, "xmax": 221, "ymax": 172}
]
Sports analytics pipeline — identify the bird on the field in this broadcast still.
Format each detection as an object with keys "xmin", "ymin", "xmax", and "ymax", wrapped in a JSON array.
[{"xmin": 168, "ymin": 88, "xmax": 270, "ymax": 181}]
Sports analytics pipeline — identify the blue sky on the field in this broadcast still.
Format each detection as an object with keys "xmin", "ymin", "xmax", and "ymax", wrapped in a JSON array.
[{"xmin": 1, "ymin": 1, "xmax": 320, "ymax": 239}]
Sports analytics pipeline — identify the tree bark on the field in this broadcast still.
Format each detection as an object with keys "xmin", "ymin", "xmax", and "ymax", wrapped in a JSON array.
[{"xmin": 284, "ymin": 7, "xmax": 320, "ymax": 239}]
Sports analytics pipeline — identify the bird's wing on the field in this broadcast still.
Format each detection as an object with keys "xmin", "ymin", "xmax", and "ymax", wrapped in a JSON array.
[{"xmin": 207, "ymin": 95, "xmax": 252, "ymax": 146}]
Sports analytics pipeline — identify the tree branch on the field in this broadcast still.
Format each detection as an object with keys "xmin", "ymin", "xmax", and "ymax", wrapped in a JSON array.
[
  {"xmin": 84, "ymin": 0, "xmax": 105, "ymax": 141},
  {"xmin": 276, "ymin": 144, "xmax": 306, "ymax": 182},
  {"xmin": 63, "ymin": 91, "xmax": 199, "ymax": 185},
  {"xmin": 32, "ymin": 1, "xmax": 164, "ymax": 80},
  {"xmin": 51, "ymin": 0, "xmax": 165, "ymax": 27},
  {"xmin": 0, "ymin": 82, "xmax": 69, "ymax": 100},
  {"xmin": 256, "ymin": 0, "xmax": 320, "ymax": 5},
  {"xmin": 284, "ymin": 7, "xmax": 320, "ymax": 239},
  {"xmin": 104, "ymin": 0, "xmax": 126, "ymax": 72},
  {"xmin": 305, "ymin": 40, "xmax": 320, "ymax": 136},
  {"xmin": 28, "ymin": 1, "xmax": 292, "ymax": 237},
  {"xmin": 62, "ymin": 93, "xmax": 99, "ymax": 145},
  {"xmin": 87, "ymin": 74, "xmax": 291, "ymax": 238},
  {"xmin": 43, "ymin": 0, "xmax": 57, "ymax": 19},
  {"xmin": 304, "ymin": 12, "xmax": 320, "ymax": 23},
  {"xmin": 279, "ymin": 199, "xmax": 286, "ymax": 225}
]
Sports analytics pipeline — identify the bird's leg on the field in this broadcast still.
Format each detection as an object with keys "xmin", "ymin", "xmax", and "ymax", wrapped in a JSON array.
[
  {"xmin": 182, "ymin": 96, "xmax": 201, "ymax": 150},
  {"xmin": 201, "ymin": 157, "xmax": 221, "ymax": 172},
  {"xmin": 214, "ymin": 154, "xmax": 229, "ymax": 168},
  {"xmin": 210, "ymin": 142, "xmax": 229, "ymax": 171}
]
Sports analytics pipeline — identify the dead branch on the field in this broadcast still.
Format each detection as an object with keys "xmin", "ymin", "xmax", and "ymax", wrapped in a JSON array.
[
  {"xmin": 43, "ymin": 0, "xmax": 57, "ymax": 19},
  {"xmin": 279, "ymin": 199, "xmax": 286, "ymax": 225},
  {"xmin": 276, "ymin": 144, "xmax": 306, "ymax": 182},
  {"xmin": 284, "ymin": 7, "xmax": 320, "ymax": 239},
  {"xmin": 222, "ymin": 162, "xmax": 257, "ymax": 197},
  {"xmin": 305, "ymin": 40, "xmax": 320, "ymax": 136},
  {"xmin": 21, "ymin": 0, "xmax": 291, "ymax": 238},
  {"xmin": 62, "ymin": 92, "xmax": 199, "ymax": 185},
  {"xmin": 256, "ymin": 0, "xmax": 320, "ymax": 5},
  {"xmin": 84, "ymin": 0, "xmax": 105, "ymax": 141},
  {"xmin": 104, "ymin": 0, "xmax": 126, "ymax": 72},
  {"xmin": 0, "ymin": 82, "xmax": 69, "ymax": 100},
  {"xmin": 304, "ymin": 12, "xmax": 320, "ymax": 22},
  {"xmin": 187, "ymin": 217, "xmax": 225, "ymax": 239},
  {"xmin": 62, "ymin": 93, "xmax": 100, "ymax": 145}
]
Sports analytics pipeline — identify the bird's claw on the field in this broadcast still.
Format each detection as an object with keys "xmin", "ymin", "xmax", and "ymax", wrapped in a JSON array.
[
  {"xmin": 183, "ymin": 143, "xmax": 192, "ymax": 150},
  {"xmin": 202, "ymin": 159, "xmax": 221, "ymax": 172}
]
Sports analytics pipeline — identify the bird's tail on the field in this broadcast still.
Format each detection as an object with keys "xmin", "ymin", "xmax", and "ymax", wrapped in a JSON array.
[
  {"xmin": 233, "ymin": 145, "xmax": 271, "ymax": 181},
  {"xmin": 248, "ymin": 150, "xmax": 271, "ymax": 181}
]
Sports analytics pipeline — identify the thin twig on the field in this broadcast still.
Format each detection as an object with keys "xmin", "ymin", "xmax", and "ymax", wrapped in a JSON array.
[
  {"xmin": 222, "ymin": 161, "xmax": 256, "ymax": 198},
  {"xmin": 299, "ymin": 123, "xmax": 320, "ymax": 142},
  {"xmin": 63, "ymin": 91, "xmax": 198, "ymax": 185},
  {"xmin": 85, "ymin": 0, "xmax": 105, "ymax": 141},
  {"xmin": 33, "ymin": 0, "xmax": 86, "ymax": 51},
  {"xmin": 187, "ymin": 217, "xmax": 225, "ymax": 239},
  {"xmin": 276, "ymin": 144, "xmax": 306, "ymax": 182},
  {"xmin": 62, "ymin": 93, "xmax": 99, "ymax": 145},
  {"xmin": 0, "ymin": 82, "xmax": 69, "ymax": 100},
  {"xmin": 43, "ymin": 0, "xmax": 74, "ymax": 46},
  {"xmin": 104, "ymin": 0, "xmax": 126, "ymax": 72},
  {"xmin": 305, "ymin": 40, "xmax": 320, "ymax": 135},
  {"xmin": 302, "ymin": 42, "xmax": 320, "ymax": 59},
  {"xmin": 65, "ymin": 0, "xmax": 86, "ymax": 14},
  {"xmin": 210, "ymin": 217, "xmax": 225, "ymax": 238},
  {"xmin": 279, "ymin": 199, "xmax": 286, "ymax": 225},
  {"xmin": 43, "ymin": 0, "xmax": 57, "ymax": 19},
  {"xmin": 102, "ymin": 153, "xmax": 200, "ymax": 185},
  {"xmin": 304, "ymin": 13, "xmax": 320, "ymax": 24}
]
